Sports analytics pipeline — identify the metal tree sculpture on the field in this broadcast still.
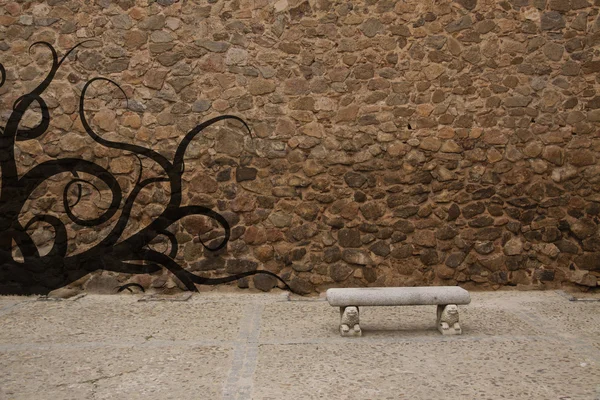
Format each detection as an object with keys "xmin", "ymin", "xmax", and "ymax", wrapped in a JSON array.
[{"xmin": 0, "ymin": 42, "xmax": 291, "ymax": 295}]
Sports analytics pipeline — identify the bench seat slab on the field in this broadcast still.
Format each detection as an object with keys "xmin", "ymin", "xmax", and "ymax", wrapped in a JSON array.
[{"xmin": 326, "ymin": 287, "xmax": 471, "ymax": 307}]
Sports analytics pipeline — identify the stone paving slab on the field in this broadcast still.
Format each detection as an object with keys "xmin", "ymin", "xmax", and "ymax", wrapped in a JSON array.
[
  {"xmin": 0, "ymin": 345, "xmax": 232, "ymax": 400},
  {"xmin": 253, "ymin": 339, "xmax": 600, "ymax": 400},
  {"xmin": 0, "ymin": 295, "xmax": 244, "ymax": 344},
  {"xmin": 0, "ymin": 290, "xmax": 599, "ymax": 399},
  {"xmin": 525, "ymin": 299, "xmax": 600, "ymax": 340}
]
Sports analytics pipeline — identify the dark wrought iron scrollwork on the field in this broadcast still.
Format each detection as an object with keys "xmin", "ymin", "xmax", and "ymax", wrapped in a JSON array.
[{"xmin": 0, "ymin": 42, "xmax": 292, "ymax": 295}]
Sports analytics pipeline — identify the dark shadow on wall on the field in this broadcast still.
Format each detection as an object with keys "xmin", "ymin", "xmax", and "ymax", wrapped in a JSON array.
[{"xmin": 0, "ymin": 42, "xmax": 292, "ymax": 295}]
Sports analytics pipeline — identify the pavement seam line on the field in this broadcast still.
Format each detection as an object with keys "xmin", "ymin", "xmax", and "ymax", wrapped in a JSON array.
[
  {"xmin": 222, "ymin": 302, "xmax": 263, "ymax": 400},
  {"xmin": 237, "ymin": 303, "xmax": 262, "ymax": 400},
  {"xmin": 0, "ymin": 334, "xmax": 570, "ymax": 353},
  {"xmin": 0, "ymin": 339, "xmax": 228, "ymax": 352}
]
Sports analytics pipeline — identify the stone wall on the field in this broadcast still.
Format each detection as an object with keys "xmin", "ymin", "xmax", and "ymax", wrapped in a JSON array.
[{"xmin": 1, "ymin": 0, "xmax": 600, "ymax": 295}]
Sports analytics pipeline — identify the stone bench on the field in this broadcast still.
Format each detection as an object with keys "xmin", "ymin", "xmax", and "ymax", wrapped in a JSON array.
[{"xmin": 326, "ymin": 287, "xmax": 471, "ymax": 337}]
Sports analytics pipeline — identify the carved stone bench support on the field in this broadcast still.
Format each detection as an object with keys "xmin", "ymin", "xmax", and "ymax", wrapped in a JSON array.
[
  {"xmin": 339, "ymin": 306, "xmax": 361, "ymax": 337},
  {"xmin": 436, "ymin": 304, "xmax": 462, "ymax": 335}
]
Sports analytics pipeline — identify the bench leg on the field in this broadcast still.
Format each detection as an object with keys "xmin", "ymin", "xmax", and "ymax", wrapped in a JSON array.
[
  {"xmin": 339, "ymin": 306, "xmax": 361, "ymax": 337},
  {"xmin": 437, "ymin": 304, "xmax": 462, "ymax": 335}
]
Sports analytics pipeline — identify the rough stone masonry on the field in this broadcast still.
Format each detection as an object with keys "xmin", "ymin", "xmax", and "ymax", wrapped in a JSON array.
[{"xmin": 0, "ymin": 0, "xmax": 599, "ymax": 295}]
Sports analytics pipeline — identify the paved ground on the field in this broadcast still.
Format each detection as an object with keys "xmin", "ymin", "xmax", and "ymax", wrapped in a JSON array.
[{"xmin": 0, "ymin": 288, "xmax": 599, "ymax": 399}]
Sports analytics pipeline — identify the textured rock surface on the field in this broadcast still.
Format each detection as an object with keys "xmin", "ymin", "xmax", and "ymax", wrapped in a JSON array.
[{"xmin": 1, "ymin": 0, "xmax": 600, "ymax": 294}]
